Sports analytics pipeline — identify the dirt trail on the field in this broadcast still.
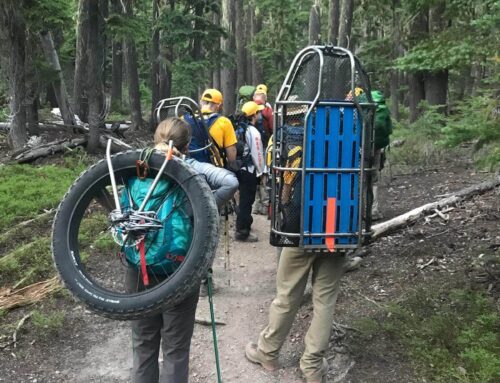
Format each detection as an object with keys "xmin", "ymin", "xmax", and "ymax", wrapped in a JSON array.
[{"xmin": 1, "ymin": 155, "xmax": 497, "ymax": 383}]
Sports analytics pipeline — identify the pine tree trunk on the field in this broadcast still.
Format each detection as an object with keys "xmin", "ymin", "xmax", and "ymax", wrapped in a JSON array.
[
  {"xmin": 150, "ymin": 0, "xmax": 161, "ymax": 130},
  {"xmin": 338, "ymin": 0, "xmax": 355, "ymax": 48},
  {"xmin": 110, "ymin": 0, "xmax": 123, "ymax": 111},
  {"xmin": 409, "ymin": 72, "xmax": 425, "ymax": 122},
  {"xmin": 235, "ymin": 0, "xmax": 246, "ymax": 89},
  {"xmin": 211, "ymin": 7, "xmax": 221, "ymax": 89},
  {"xmin": 111, "ymin": 40, "xmax": 123, "ymax": 110},
  {"xmin": 160, "ymin": 0, "xmax": 175, "ymax": 99},
  {"xmin": 308, "ymin": 3, "xmax": 321, "ymax": 45},
  {"xmin": 425, "ymin": 3, "xmax": 447, "ymax": 112},
  {"xmin": 160, "ymin": 47, "xmax": 173, "ymax": 99},
  {"xmin": 124, "ymin": 0, "xmax": 143, "ymax": 130},
  {"xmin": 425, "ymin": 70, "xmax": 448, "ymax": 111},
  {"xmin": 408, "ymin": 10, "xmax": 428, "ymax": 122},
  {"xmin": 250, "ymin": 7, "xmax": 263, "ymax": 85},
  {"xmin": 87, "ymin": 0, "xmax": 102, "ymax": 153},
  {"xmin": 3, "ymin": 2, "xmax": 27, "ymax": 149},
  {"xmin": 40, "ymin": 31, "xmax": 76, "ymax": 127},
  {"xmin": 74, "ymin": 0, "xmax": 89, "ymax": 122},
  {"xmin": 244, "ymin": 3, "xmax": 252, "ymax": 84},
  {"xmin": 221, "ymin": 0, "xmax": 236, "ymax": 114},
  {"xmin": 25, "ymin": 37, "xmax": 39, "ymax": 136},
  {"xmin": 390, "ymin": 0, "xmax": 402, "ymax": 120},
  {"xmin": 328, "ymin": 0, "xmax": 340, "ymax": 45}
]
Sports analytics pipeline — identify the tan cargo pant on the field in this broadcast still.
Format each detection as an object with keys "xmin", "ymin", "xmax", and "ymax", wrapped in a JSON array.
[{"xmin": 257, "ymin": 247, "xmax": 346, "ymax": 381}]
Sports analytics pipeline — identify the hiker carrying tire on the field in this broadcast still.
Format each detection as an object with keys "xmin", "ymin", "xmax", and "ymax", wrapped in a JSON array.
[{"xmin": 127, "ymin": 117, "xmax": 238, "ymax": 383}]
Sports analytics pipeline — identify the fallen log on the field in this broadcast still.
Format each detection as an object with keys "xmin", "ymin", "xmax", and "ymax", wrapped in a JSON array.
[
  {"xmin": 0, "ymin": 276, "xmax": 61, "ymax": 311},
  {"xmin": 12, "ymin": 138, "xmax": 88, "ymax": 163},
  {"xmin": 0, "ymin": 122, "xmax": 129, "ymax": 132},
  {"xmin": 371, "ymin": 176, "xmax": 500, "ymax": 239}
]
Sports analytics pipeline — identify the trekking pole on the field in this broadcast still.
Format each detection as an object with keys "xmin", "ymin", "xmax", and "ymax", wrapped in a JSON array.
[{"xmin": 207, "ymin": 269, "xmax": 223, "ymax": 383}]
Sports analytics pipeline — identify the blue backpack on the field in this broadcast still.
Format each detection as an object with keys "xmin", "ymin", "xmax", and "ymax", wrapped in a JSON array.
[
  {"xmin": 184, "ymin": 113, "xmax": 220, "ymax": 163},
  {"xmin": 121, "ymin": 177, "xmax": 193, "ymax": 276}
]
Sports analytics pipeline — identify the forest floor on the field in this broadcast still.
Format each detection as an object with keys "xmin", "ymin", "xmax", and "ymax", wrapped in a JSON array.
[{"xmin": 0, "ymin": 147, "xmax": 498, "ymax": 383}]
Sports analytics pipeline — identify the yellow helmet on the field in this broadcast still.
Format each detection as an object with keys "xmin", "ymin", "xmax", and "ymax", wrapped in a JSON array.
[
  {"xmin": 241, "ymin": 101, "xmax": 264, "ymax": 117},
  {"xmin": 345, "ymin": 87, "xmax": 364, "ymax": 101},
  {"xmin": 201, "ymin": 88, "xmax": 223, "ymax": 104},
  {"xmin": 255, "ymin": 84, "xmax": 268, "ymax": 95}
]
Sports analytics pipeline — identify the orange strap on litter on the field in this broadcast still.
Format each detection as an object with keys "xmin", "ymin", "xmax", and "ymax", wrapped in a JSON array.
[
  {"xmin": 325, "ymin": 197, "xmax": 336, "ymax": 252},
  {"xmin": 138, "ymin": 239, "xmax": 149, "ymax": 286}
]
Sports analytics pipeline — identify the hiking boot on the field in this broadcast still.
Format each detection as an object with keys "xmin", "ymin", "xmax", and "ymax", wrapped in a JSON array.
[
  {"xmin": 235, "ymin": 231, "xmax": 258, "ymax": 242},
  {"xmin": 245, "ymin": 342, "xmax": 280, "ymax": 371},
  {"xmin": 305, "ymin": 358, "xmax": 329, "ymax": 383}
]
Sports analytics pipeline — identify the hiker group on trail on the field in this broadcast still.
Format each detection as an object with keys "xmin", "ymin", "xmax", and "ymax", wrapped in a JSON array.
[{"xmin": 122, "ymin": 79, "xmax": 393, "ymax": 383}]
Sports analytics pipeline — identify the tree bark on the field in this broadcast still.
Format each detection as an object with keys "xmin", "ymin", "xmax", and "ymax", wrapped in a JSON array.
[
  {"xmin": 40, "ymin": 31, "xmax": 77, "ymax": 127},
  {"xmin": 111, "ymin": 39, "xmax": 123, "ymax": 110},
  {"xmin": 221, "ymin": 0, "xmax": 236, "ymax": 114},
  {"xmin": 338, "ymin": 0, "xmax": 355, "ymax": 48},
  {"xmin": 212, "ymin": 8, "xmax": 221, "ymax": 89},
  {"xmin": 390, "ymin": 0, "xmax": 402, "ymax": 120},
  {"xmin": 408, "ymin": 72, "xmax": 425, "ymax": 122},
  {"xmin": 3, "ymin": 3, "xmax": 27, "ymax": 149},
  {"xmin": 425, "ymin": 70, "xmax": 448, "ymax": 111},
  {"xmin": 244, "ymin": 3, "xmax": 252, "ymax": 84},
  {"xmin": 25, "ymin": 37, "xmax": 39, "ymax": 136},
  {"xmin": 150, "ymin": 0, "xmax": 161, "ymax": 130},
  {"xmin": 87, "ymin": 0, "xmax": 103, "ymax": 153},
  {"xmin": 250, "ymin": 7, "xmax": 263, "ymax": 85},
  {"xmin": 408, "ymin": 10, "xmax": 428, "ymax": 122},
  {"xmin": 425, "ymin": 3, "xmax": 448, "ymax": 112},
  {"xmin": 328, "ymin": 0, "xmax": 340, "ymax": 45},
  {"xmin": 74, "ymin": 0, "xmax": 90, "ymax": 122},
  {"xmin": 123, "ymin": 0, "xmax": 143, "ymax": 130},
  {"xmin": 308, "ymin": 3, "xmax": 321, "ymax": 45},
  {"xmin": 235, "ymin": 0, "xmax": 246, "ymax": 89},
  {"xmin": 110, "ymin": 0, "xmax": 123, "ymax": 111}
]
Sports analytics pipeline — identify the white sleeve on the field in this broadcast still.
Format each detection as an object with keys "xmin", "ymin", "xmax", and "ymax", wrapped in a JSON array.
[{"xmin": 247, "ymin": 126, "xmax": 264, "ymax": 177}]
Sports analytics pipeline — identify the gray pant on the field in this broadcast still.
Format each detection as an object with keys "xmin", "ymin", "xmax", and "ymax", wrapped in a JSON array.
[
  {"xmin": 126, "ymin": 267, "xmax": 200, "ymax": 383},
  {"xmin": 257, "ymin": 247, "xmax": 346, "ymax": 381}
]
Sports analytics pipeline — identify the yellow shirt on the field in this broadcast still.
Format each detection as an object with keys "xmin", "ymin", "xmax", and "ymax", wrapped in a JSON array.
[
  {"xmin": 207, "ymin": 116, "xmax": 237, "ymax": 149},
  {"xmin": 283, "ymin": 146, "xmax": 302, "ymax": 185}
]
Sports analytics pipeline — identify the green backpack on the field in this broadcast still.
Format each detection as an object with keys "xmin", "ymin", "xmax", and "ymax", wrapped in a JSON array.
[
  {"xmin": 121, "ymin": 177, "xmax": 193, "ymax": 276},
  {"xmin": 237, "ymin": 85, "xmax": 256, "ymax": 112}
]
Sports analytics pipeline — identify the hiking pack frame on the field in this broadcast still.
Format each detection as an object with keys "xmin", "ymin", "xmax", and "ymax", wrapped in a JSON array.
[{"xmin": 270, "ymin": 45, "xmax": 376, "ymax": 251}]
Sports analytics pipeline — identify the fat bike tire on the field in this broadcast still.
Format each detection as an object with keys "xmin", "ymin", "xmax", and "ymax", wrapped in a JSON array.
[{"xmin": 51, "ymin": 150, "xmax": 219, "ymax": 320}]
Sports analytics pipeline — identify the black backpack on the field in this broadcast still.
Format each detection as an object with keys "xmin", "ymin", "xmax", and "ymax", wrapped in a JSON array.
[{"xmin": 234, "ymin": 119, "xmax": 253, "ymax": 169}]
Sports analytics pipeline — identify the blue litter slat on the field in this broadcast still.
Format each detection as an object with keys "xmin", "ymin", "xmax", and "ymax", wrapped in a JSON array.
[
  {"xmin": 311, "ymin": 107, "xmax": 326, "ymax": 245},
  {"xmin": 302, "ymin": 105, "xmax": 362, "ymax": 248},
  {"xmin": 326, "ymin": 107, "xmax": 341, "ymax": 246},
  {"xmin": 303, "ymin": 112, "xmax": 312, "ymax": 246}
]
